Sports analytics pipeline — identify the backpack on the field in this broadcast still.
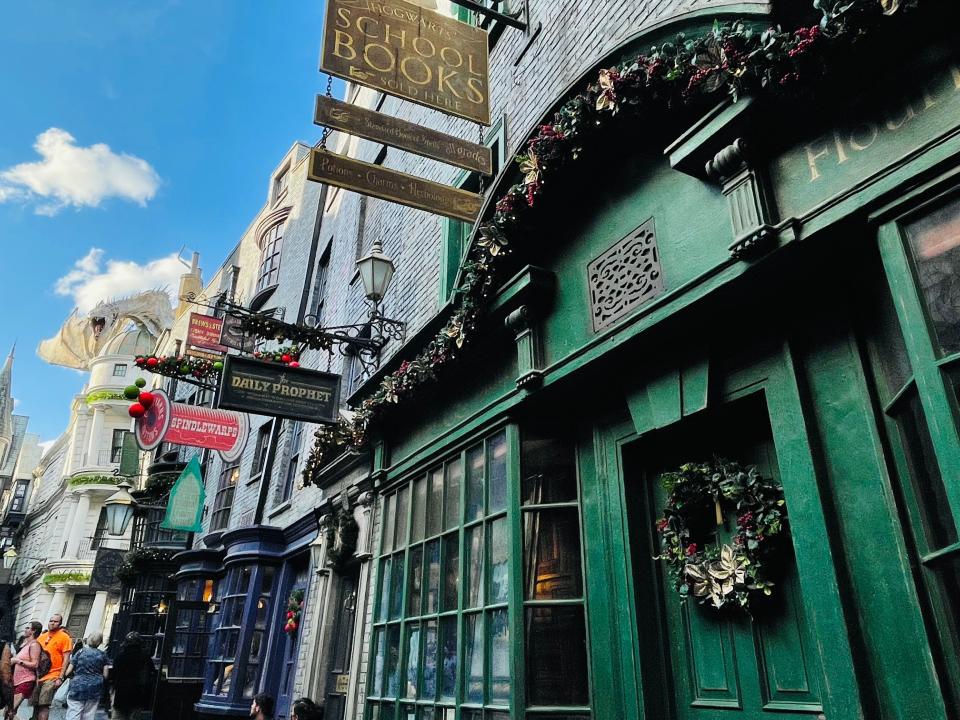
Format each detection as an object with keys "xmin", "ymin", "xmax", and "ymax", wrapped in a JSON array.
[{"xmin": 36, "ymin": 643, "xmax": 52, "ymax": 679}]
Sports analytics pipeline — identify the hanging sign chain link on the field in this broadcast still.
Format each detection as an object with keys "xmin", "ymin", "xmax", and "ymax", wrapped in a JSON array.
[
  {"xmin": 477, "ymin": 122, "xmax": 485, "ymax": 195},
  {"xmin": 319, "ymin": 74, "xmax": 335, "ymax": 150}
]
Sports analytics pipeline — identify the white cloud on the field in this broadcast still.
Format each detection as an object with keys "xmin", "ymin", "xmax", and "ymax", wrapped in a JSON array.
[
  {"xmin": 56, "ymin": 247, "xmax": 186, "ymax": 312},
  {"xmin": 0, "ymin": 128, "xmax": 160, "ymax": 215}
]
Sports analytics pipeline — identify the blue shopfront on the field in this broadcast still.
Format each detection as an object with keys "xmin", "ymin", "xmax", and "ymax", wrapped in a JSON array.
[{"xmin": 172, "ymin": 517, "xmax": 317, "ymax": 720}]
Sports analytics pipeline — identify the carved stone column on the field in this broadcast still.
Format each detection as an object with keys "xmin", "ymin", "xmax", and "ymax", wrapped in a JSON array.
[
  {"xmin": 705, "ymin": 138, "xmax": 777, "ymax": 259},
  {"xmin": 505, "ymin": 305, "xmax": 544, "ymax": 389}
]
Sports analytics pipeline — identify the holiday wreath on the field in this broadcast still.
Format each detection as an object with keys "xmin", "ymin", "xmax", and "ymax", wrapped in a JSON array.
[
  {"xmin": 655, "ymin": 460, "xmax": 786, "ymax": 610},
  {"xmin": 284, "ymin": 589, "xmax": 305, "ymax": 635}
]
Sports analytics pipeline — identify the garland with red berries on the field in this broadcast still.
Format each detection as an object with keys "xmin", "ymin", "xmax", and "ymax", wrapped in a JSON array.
[
  {"xmin": 283, "ymin": 589, "xmax": 305, "ymax": 635},
  {"xmin": 655, "ymin": 461, "xmax": 787, "ymax": 611},
  {"xmin": 262, "ymin": 1, "xmax": 919, "ymax": 486}
]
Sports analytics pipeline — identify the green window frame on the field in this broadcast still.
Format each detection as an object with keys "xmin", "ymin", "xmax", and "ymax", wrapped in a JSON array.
[
  {"xmin": 439, "ymin": 118, "xmax": 507, "ymax": 303},
  {"xmin": 871, "ymin": 186, "xmax": 960, "ymax": 708},
  {"xmin": 366, "ymin": 424, "xmax": 592, "ymax": 720}
]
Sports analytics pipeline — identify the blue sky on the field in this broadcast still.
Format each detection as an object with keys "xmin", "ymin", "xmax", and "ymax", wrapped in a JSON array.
[{"xmin": 0, "ymin": 1, "xmax": 341, "ymax": 442}]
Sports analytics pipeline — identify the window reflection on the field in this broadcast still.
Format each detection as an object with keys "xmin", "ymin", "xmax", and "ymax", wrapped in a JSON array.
[{"xmin": 905, "ymin": 195, "xmax": 960, "ymax": 354}]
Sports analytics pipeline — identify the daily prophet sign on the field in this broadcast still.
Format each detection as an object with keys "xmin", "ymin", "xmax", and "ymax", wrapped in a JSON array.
[
  {"xmin": 309, "ymin": 148, "xmax": 482, "ymax": 223},
  {"xmin": 218, "ymin": 355, "xmax": 341, "ymax": 425},
  {"xmin": 321, "ymin": 0, "xmax": 490, "ymax": 125}
]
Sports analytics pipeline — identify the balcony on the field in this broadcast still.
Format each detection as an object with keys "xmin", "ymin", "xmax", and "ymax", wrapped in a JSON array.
[{"xmin": 73, "ymin": 449, "xmax": 123, "ymax": 475}]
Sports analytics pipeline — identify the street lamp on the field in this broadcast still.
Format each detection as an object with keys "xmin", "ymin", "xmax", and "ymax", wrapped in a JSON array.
[
  {"xmin": 3, "ymin": 546, "xmax": 17, "ymax": 569},
  {"xmin": 103, "ymin": 479, "xmax": 138, "ymax": 536},
  {"xmin": 356, "ymin": 238, "xmax": 395, "ymax": 303}
]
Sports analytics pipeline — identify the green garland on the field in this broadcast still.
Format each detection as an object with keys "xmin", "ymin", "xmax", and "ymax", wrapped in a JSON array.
[
  {"xmin": 42, "ymin": 572, "xmax": 91, "ymax": 585},
  {"xmin": 655, "ymin": 461, "xmax": 786, "ymax": 611},
  {"xmin": 283, "ymin": 589, "xmax": 305, "ymax": 635},
  {"xmin": 68, "ymin": 474, "xmax": 121, "ymax": 488},
  {"xmin": 85, "ymin": 390, "xmax": 126, "ymax": 404},
  {"xmin": 115, "ymin": 546, "xmax": 179, "ymax": 583},
  {"xmin": 133, "ymin": 345, "xmax": 303, "ymax": 383},
  {"xmin": 291, "ymin": 0, "xmax": 917, "ymax": 485}
]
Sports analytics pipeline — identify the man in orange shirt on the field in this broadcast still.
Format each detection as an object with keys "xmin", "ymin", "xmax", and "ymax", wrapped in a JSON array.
[{"xmin": 35, "ymin": 614, "xmax": 72, "ymax": 720}]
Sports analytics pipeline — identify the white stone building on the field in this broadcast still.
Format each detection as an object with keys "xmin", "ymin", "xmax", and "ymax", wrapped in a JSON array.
[{"xmin": 10, "ymin": 298, "xmax": 169, "ymax": 640}]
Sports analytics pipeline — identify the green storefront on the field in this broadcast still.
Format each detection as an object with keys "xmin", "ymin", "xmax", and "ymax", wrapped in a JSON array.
[{"xmin": 352, "ymin": 4, "xmax": 960, "ymax": 719}]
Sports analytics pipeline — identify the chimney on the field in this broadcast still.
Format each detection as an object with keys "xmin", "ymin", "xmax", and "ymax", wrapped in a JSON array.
[{"xmin": 175, "ymin": 252, "xmax": 202, "ymax": 320}]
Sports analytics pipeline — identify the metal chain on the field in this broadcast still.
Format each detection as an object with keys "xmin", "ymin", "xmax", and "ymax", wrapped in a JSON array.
[
  {"xmin": 477, "ymin": 123, "xmax": 485, "ymax": 195},
  {"xmin": 319, "ymin": 74, "xmax": 335, "ymax": 150}
]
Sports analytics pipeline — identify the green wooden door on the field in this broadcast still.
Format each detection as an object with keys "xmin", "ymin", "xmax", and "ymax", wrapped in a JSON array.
[{"xmin": 631, "ymin": 397, "xmax": 824, "ymax": 719}]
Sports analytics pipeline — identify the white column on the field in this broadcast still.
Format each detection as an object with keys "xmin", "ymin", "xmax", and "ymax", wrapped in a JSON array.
[
  {"xmin": 301, "ymin": 517, "xmax": 332, "ymax": 701},
  {"xmin": 82, "ymin": 591, "xmax": 109, "ymax": 637},
  {"xmin": 86, "ymin": 407, "xmax": 105, "ymax": 466},
  {"xmin": 344, "ymin": 493, "xmax": 375, "ymax": 720},
  {"xmin": 47, "ymin": 587, "xmax": 68, "ymax": 619},
  {"xmin": 64, "ymin": 491, "xmax": 91, "ymax": 559}
]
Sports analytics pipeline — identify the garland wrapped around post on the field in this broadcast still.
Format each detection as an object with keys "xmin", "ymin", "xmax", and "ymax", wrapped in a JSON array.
[{"xmin": 243, "ymin": 0, "xmax": 914, "ymax": 486}]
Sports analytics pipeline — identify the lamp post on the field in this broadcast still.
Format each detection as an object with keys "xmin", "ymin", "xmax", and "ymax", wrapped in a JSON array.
[{"xmin": 103, "ymin": 479, "xmax": 138, "ymax": 536}]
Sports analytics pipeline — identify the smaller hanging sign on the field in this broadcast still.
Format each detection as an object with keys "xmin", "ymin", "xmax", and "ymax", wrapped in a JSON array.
[
  {"xmin": 218, "ymin": 355, "xmax": 341, "ymax": 424},
  {"xmin": 160, "ymin": 456, "xmax": 206, "ymax": 533},
  {"xmin": 134, "ymin": 389, "xmax": 248, "ymax": 462},
  {"xmin": 187, "ymin": 313, "xmax": 228, "ymax": 354},
  {"xmin": 308, "ymin": 148, "xmax": 482, "ymax": 223},
  {"xmin": 314, "ymin": 95, "xmax": 493, "ymax": 176},
  {"xmin": 89, "ymin": 548, "xmax": 125, "ymax": 593},
  {"xmin": 219, "ymin": 313, "xmax": 257, "ymax": 353}
]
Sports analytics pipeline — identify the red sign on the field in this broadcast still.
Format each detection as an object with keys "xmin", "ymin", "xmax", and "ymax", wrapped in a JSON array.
[
  {"xmin": 188, "ymin": 313, "xmax": 227, "ymax": 354},
  {"xmin": 135, "ymin": 389, "xmax": 248, "ymax": 462}
]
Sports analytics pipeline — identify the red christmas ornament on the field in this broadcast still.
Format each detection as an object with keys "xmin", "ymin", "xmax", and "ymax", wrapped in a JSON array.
[
  {"xmin": 287, "ymin": 611, "xmax": 294, "ymax": 619},
  {"xmin": 128, "ymin": 403, "xmax": 146, "ymax": 418},
  {"xmin": 146, "ymin": 357, "xmax": 159, "ymax": 368},
  {"xmin": 254, "ymin": 352, "xmax": 261, "ymax": 358},
  {"xmin": 135, "ymin": 356, "xmax": 145, "ymax": 366},
  {"xmin": 289, "ymin": 361, "xmax": 300, "ymax": 368},
  {"xmin": 281, "ymin": 354, "xmax": 291, "ymax": 363},
  {"xmin": 138, "ymin": 391, "xmax": 155, "ymax": 408}
]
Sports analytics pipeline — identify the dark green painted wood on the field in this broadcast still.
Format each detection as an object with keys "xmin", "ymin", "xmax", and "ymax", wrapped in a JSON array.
[{"xmin": 784, "ymin": 330, "xmax": 947, "ymax": 720}]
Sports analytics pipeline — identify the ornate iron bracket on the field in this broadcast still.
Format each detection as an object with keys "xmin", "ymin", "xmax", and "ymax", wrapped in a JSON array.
[{"xmin": 448, "ymin": 0, "xmax": 527, "ymax": 30}]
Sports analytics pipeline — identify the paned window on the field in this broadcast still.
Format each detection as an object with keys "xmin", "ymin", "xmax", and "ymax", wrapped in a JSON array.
[
  {"xmin": 90, "ymin": 508, "xmax": 107, "ymax": 550},
  {"xmin": 207, "ymin": 565, "xmax": 276, "ymax": 700},
  {"xmin": 872, "ymin": 192, "xmax": 960, "ymax": 708},
  {"xmin": 367, "ymin": 426, "xmax": 588, "ymax": 719},
  {"xmin": 278, "ymin": 421, "xmax": 304, "ymax": 504},
  {"xmin": 112, "ymin": 363, "xmax": 127, "ymax": 377},
  {"xmin": 253, "ymin": 422, "xmax": 273, "ymax": 478},
  {"xmin": 9, "ymin": 480, "xmax": 29, "ymax": 513},
  {"xmin": 257, "ymin": 223, "xmax": 284, "ymax": 293},
  {"xmin": 210, "ymin": 466, "xmax": 239, "ymax": 531},
  {"xmin": 274, "ymin": 167, "xmax": 289, "ymax": 204},
  {"xmin": 311, "ymin": 245, "xmax": 332, "ymax": 325},
  {"xmin": 111, "ymin": 429, "xmax": 129, "ymax": 463}
]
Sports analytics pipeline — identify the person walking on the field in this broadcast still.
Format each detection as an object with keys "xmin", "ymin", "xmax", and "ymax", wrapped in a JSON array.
[
  {"xmin": 290, "ymin": 698, "xmax": 324, "ymax": 720},
  {"xmin": 249, "ymin": 694, "xmax": 274, "ymax": 720},
  {"xmin": 35, "ymin": 614, "xmax": 71, "ymax": 720},
  {"xmin": 7, "ymin": 622, "xmax": 42, "ymax": 720},
  {"xmin": 63, "ymin": 633, "xmax": 108, "ymax": 720},
  {"xmin": 109, "ymin": 633, "xmax": 151, "ymax": 720}
]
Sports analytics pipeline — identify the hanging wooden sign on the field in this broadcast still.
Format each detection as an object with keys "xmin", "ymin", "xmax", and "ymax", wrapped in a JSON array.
[
  {"xmin": 315, "ymin": 95, "xmax": 492, "ymax": 175},
  {"xmin": 308, "ymin": 148, "xmax": 481, "ymax": 223},
  {"xmin": 218, "ymin": 355, "xmax": 342, "ymax": 425},
  {"xmin": 161, "ymin": 456, "xmax": 206, "ymax": 533},
  {"xmin": 320, "ymin": 0, "xmax": 490, "ymax": 125}
]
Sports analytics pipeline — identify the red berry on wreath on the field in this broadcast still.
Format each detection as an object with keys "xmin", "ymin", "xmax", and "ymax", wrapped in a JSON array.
[
  {"xmin": 146, "ymin": 357, "xmax": 158, "ymax": 368},
  {"xmin": 128, "ymin": 403, "xmax": 146, "ymax": 418},
  {"xmin": 289, "ymin": 361, "xmax": 300, "ymax": 368},
  {"xmin": 281, "ymin": 354, "xmax": 291, "ymax": 363}
]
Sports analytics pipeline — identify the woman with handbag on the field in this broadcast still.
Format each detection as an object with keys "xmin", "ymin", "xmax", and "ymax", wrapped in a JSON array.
[
  {"xmin": 7, "ymin": 622, "xmax": 42, "ymax": 720},
  {"xmin": 63, "ymin": 633, "xmax": 107, "ymax": 720}
]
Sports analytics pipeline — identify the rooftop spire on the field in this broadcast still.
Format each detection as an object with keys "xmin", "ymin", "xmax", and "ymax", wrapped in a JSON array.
[{"xmin": 0, "ymin": 344, "xmax": 13, "ymax": 442}]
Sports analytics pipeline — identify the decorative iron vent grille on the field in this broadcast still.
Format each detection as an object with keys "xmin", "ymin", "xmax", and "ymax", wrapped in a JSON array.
[{"xmin": 588, "ymin": 218, "xmax": 664, "ymax": 332}]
